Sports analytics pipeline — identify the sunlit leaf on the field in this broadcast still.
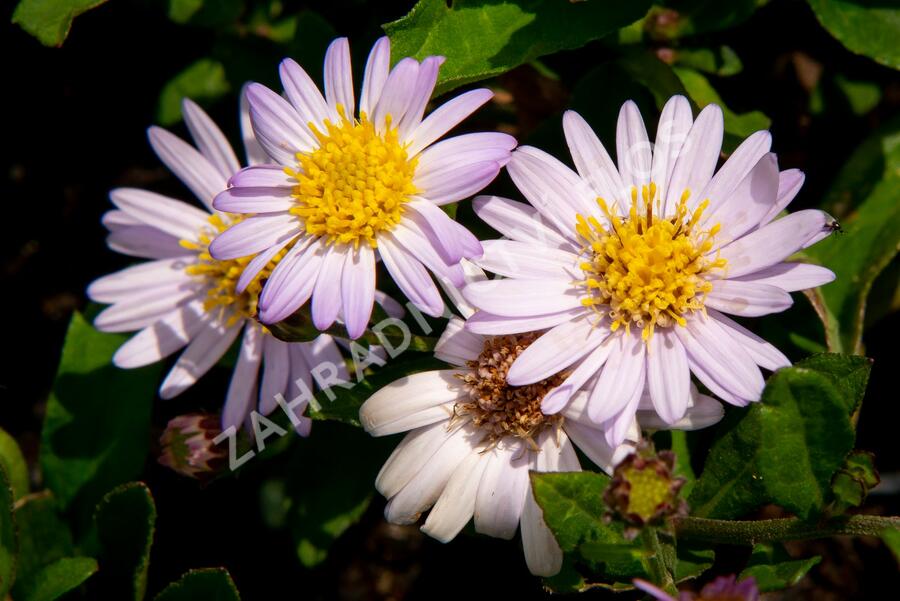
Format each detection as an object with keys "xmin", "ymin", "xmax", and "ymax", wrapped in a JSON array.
[
  {"xmin": 11, "ymin": 0, "xmax": 108, "ymax": 47},
  {"xmin": 808, "ymin": 0, "xmax": 900, "ymax": 70}
]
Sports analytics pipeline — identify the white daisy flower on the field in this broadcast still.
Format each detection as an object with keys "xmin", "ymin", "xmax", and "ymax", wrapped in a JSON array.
[
  {"xmin": 462, "ymin": 96, "xmax": 838, "ymax": 445},
  {"xmin": 359, "ymin": 265, "xmax": 723, "ymax": 576},
  {"xmin": 88, "ymin": 95, "xmax": 356, "ymax": 433},
  {"xmin": 207, "ymin": 36, "xmax": 514, "ymax": 337}
]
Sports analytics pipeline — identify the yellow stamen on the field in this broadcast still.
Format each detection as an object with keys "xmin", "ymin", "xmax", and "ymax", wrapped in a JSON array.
[
  {"xmin": 575, "ymin": 183, "xmax": 725, "ymax": 340},
  {"xmin": 288, "ymin": 105, "xmax": 418, "ymax": 249}
]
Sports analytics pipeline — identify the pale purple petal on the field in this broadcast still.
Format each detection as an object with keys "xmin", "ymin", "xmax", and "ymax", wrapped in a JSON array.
[
  {"xmin": 733, "ymin": 262, "xmax": 835, "ymax": 292},
  {"xmin": 472, "ymin": 195, "xmax": 573, "ymax": 250},
  {"xmin": 208, "ymin": 212, "xmax": 300, "ymax": 260},
  {"xmin": 359, "ymin": 369, "xmax": 464, "ymax": 436},
  {"xmin": 373, "ymin": 58, "xmax": 420, "ymax": 131},
  {"xmin": 699, "ymin": 130, "xmax": 772, "ymax": 210},
  {"xmin": 507, "ymin": 316, "xmax": 610, "ymax": 385},
  {"xmin": 601, "ymin": 366, "xmax": 646, "ymax": 447},
  {"xmin": 341, "ymin": 244, "xmax": 376, "ymax": 339},
  {"xmin": 399, "ymin": 56, "xmax": 444, "ymax": 139},
  {"xmin": 463, "ymin": 278, "xmax": 582, "ymax": 318},
  {"xmin": 148, "ymin": 126, "xmax": 228, "ymax": 211},
  {"xmin": 415, "ymin": 132, "xmax": 515, "ymax": 173},
  {"xmin": 414, "ymin": 160, "xmax": 502, "ymax": 205},
  {"xmin": 102, "ymin": 209, "xmax": 141, "ymax": 230},
  {"xmin": 716, "ymin": 209, "xmax": 836, "ymax": 278},
  {"xmin": 563, "ymin": 110, "xmax": 625, "ymax": 205},
  {"xmin": 705, "ymin": 279, "xmax": 793, "ymax": 317},
  {"xmin": 160, "ymin": 319, "xmax": 242, "ymax": 399},
  {"xmin": 541, "ymin": 337, "xmax": 615, "ymax": 414},
  {"xmin": 378, "ymin": 234, "xmax": 444, "ymax": 317},
  {"xmin": 706, "ymin": 153, "xmax": 779, "ymax": 245},
  {"xmin": 406, "ymin": 199, "xmax": 483, "ymax": 263},
  {"xmin": 223, "ymin": 323, "xmax": 263, "ymax": 431},
  {"xmin": 390, "ymin": 222, "xmax": 465, "ymax": 287},
  {"xmin": 588, "ymin": 331, "xmax": 646, "ymax": 423},
  {"xmin": 259, "ymin": 333, "xmax": 291, "ymax": 415},
  {"xmin": 213, "ymin": 186, "xmax": 295, "ymax": 213},
  {"xmin": 107, "ymin": 226, "xmax": 187, "ymax": 260},
  {"xmin": 687, "ymin": 354, "xmax": 749, "ymax": 407},
  {"xmin": 465, "ymin": 307, "xmax": 587, "ymax": 335},
  {"xmin": 236, "ymin": 235, "xmax": 294, "ymax": 293},
  {"xmin": 474, "ymin": 445, "xmax": 530, "ymax": 539},
  {"xmin": 475, "ymin": 239, "xmax": 579, "ymax": 280},
  {"xmin": 240, "ymin": 84, "xmax": 269, "ymax": 167},
  {"xmin": 665, "ymin": 104, "xmax": 724, "ymax": 211},
  {"xmin": 258, "ymin": 237, "xmax": 323, "ymax": 323},
  {"xmin": 359, "ymin": 36, "xmax": 391, "ymax": 117},
  {"xmin": 111, "ymin": 188, "xmax": 211, "ymax": 241},
  {"xmin": 248, "ymin": 81, "xmax": 315, "ymax": 163},
  {"xmin": 633, "ymin": 579, "xmax": 677, "ymax": 601},
  {"xmin": 112, "ymin": 300, "xmax": 208, "ymax": 368},
  {"xmin": 707, "ymin": 309, "xmax": 790, "ymax": 371},
  {"xmin": 434, "ymin": 316, "xmax": 484, "ymax": 367},
  {"xmin": 229, "ymin": 165, "xmax": 295, "ymax": 188},
  {"xmin": 638, "ymin": 386, "xmax": 725, "ymax": 431},
  {"xmin": 512, "ymin": 146, "xmax": 599, "ymax": 224},
  {"xmin": 760, "ymin": 169, "xmax": 805, "ymax": 226},
  {"xmin": 323, "ymin": 37, "xmax": 355, "ymax": 116},
  {"xmin": 88, "ymin": 257, "xmax": 193, "ymax": 303},
  {"xmin": 504, "ymin": 150, "xmax": 583, "ymax": 236},
  {"xmin": 616, "ymin": 100, "xmax": 652, "ymax": 191},
  {"xmin": 182, "ymin": 98, "xmax": 241, "ymax": 180},
  {"xmin": 407, "ymin": 89, "xmax": 494, "ymax": 157},
  {"xmin": 94, "ymin": 285, "xmax": 200, "ymax": 333},
  {"xmin": 651, "ymin": 95, "xmax": 693, "ymax": 208},
  {"xmin": 647, "ymin": 329, "xmax": 690, "ymax": 424},
  {"xmin": 279, "ymin": 59, "xmax": 330, "ymax": 127}
]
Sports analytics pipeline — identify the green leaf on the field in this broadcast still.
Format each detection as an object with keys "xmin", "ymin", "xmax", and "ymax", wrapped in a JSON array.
[
  {"xmin": 673, "ymin": 66, "xmax": 770, "ymax": 152},
  {"xmin": 671, "ymin": 46, "xmax": 743, "ymax": 77},
  {"xmin": 41, "ymin": 312, "xmax": 162, "ymax": 525},
  {"xmin": 0, "ymin": 465, "xmax": 18, "ymax": 599},
  {"xmin": 834, "ymin": 75, "xmax": 882, "ymax": 116},
  {"xmin": 157, "ymin": 59, "xmax": 231, "ymax": 126},
  {"xmin": 15, "ymin": 557, "xmax": 98, "ymax": 601},
  {"xmin": 10, "ymin": 492, "xmax": 75, "ymax": 599},
  {"xmin": 689, "ymin": 356, "xmax": 863, "ymax": 520},
  {"xmin": 794, "ymin": 353, "xmax": 871, "ymax": 413},
  {"xmin": 285, "ymin": 422, "xmax": 393, "ymax": 567},
  {"xmin": 0, "ymin": 427, "xmax": 29, "ymax": 500},
  {"xmin": 95, "ymin": 482, "xmax": 156, "ymax": 601},
  {"xmin": 807, "ymin": 0, "xmax": 900, "ymax": 70},
  {"xmin": 646, "ymin": 0, "xmax": 759, "ymax": 38},
  {"xmin": 831, "ymin": 450, "xmax": 879, "ymax": 513},
  {"xmin": 739, "ymin": 543, "xmax": 821, "ymax": 592},
  {"xmin": 803, "ymin": 128, "xmax": 900, "ymax": 354},
  {"xmin": 167, "ymin": 0, "xmax": 204, "ymax": 24},
  {"xmin": 154, "ymin": 568, "xmax": 240, "ymax": 601},
  {"xmin": 11, "ymin": 0, "xmax": 108, "ymax": 47},
  {"xmin": 882, "ymin": 528, "xmax": 900, "ymax": 564},
  {"xmin": 530, "ymin": 471, "xmax": 646, "ymax": 582},
  {"xmin": 673, "ymin": 543, "xmax": 714, "ymax": 582},
  {"xmin": 384, "ymin": 0, "xmax": 653, "ymax": 94}
]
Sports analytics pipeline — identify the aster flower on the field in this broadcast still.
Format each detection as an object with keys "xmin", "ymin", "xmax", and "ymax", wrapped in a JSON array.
[
  {"xmin": 88, "ymin": 96, "xmax": 352, "ymax": 433},
  {"xmin": 358, "ymin": 266, "xmax": 724, "ymax": 576},
  {"xmin": 634, "ymin": 575, "xmax": 759, "ymax": 601},
  {"xmin": 208, "ymin": 36, "xmax": 514, "ymax": 337},
  {"xmin": 462, "ymin": 96, "xmax": 837, "ymax": 444}
]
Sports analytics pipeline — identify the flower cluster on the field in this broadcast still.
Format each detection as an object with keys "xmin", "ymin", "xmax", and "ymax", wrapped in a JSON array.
[{"xmin": 90, "ymin": 36, "xmax": 837, "ymax": 579}]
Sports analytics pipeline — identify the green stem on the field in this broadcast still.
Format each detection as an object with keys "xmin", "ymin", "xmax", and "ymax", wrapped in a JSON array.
[
  {"xmin": 642, "ymin": 528, "xmax": 677, "ymax": 595},
  {"xmin": 674, "ymin": 514, "xmax": 899, "ymax": 545}
]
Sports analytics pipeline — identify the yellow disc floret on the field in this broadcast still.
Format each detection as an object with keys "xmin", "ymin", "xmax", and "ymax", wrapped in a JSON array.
[
  {"xmin": 288, "ymin": 105, "xmax": 418, "ymax": 248},
  {"xmin": 576, "ymin": 182, "xmax": 726, "ymax": 340},
  {"xmin": 181, "ymin": 214, "xmax": 288, "ymax": 326}
]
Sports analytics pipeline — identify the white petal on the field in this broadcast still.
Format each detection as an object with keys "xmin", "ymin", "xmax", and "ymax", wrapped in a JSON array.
[
  {"xmin": 474, "ymin": 445, "xmax": 530, "ymax": 539},
  {"xmin": 705, "ymin": 279, "xmax": 793, "ymax": 317},
  {"xmin": 651, "ymin": 95, "xmax": 693, "ymax": 207},
  {"xmin": 647, "ymin": 329, "xmax": 690, "ymax": 424},
  {"xmin": 360, "ymin": 370, "xmax": 465, "ymax": 436},
  {"xmin": 699, "ymin": 130, "xmax": 772, "ymax": 212},
  {"xmin": 616, "ymin": 100, "xmax": 652, "ymax": 192},
  {"xmin": 733, "ymin": 262, "xmax": 835, "ymax": 292},
  {"xmin": 474, "ymin": 239, "xmax": 580, "ymax": 280},
  {"xmin": 421, "ymin": 450, "xmax": 488, "ymax": 542},
  {"xmin": 472, "ymin": 195, "xmax": 573, "ymax": 250},
  {"xmin": 587, "ymin": 331, "xmax": 646, "ymax": 424},
  {"xmin": 760, "ymin": 169, "xmax": 805, "ymax": 226},
  {"xmin": 665, "ymin": 104, "xmax": 724, "ymax": 212},
  {"xmin": 407, "ymin": 89, "xmax": 493, "ymax": 157},
  {"xmin": 462, "ymin": 278, "xmax": 582, "ymax": 318},
  {"xmin": 465, "ymin": 307, "xmax": 587, "ymax": 335},
  {"xmin": 434, "ymin": 317, "xmax": 484, "ymax": 367},
  {"xmin": 706, "ymin": 309, "xmax": 790, "ymax": 371},
  {"xmin": 110, "ymin": 188, "xmax": 210, "ymax": 241},
  {"xmin": 706, "ymin": 152, "xmax": 779, "ymax": 245},
  {"xmin": 563, "ymin": 110, "xmax": 625, "ymax": 205},
  {"xmin": 541, "ymin": 337, "xmax": 615, "ymax": 414}
]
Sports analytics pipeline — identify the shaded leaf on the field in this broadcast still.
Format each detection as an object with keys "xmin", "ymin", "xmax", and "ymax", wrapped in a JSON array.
[
  {"xmin": 0, "ymin": 427, "xmax": 29, "ymax": 500},
  {"xmin": 11, "ymin": 0, "xmax": 108, "ymax": 47},
  {"xmin": 530, "ymin": 471, "xmax": 646, "ymax": 582},
  {"xmin": 385, "ymin": 0, "xmax": 653, "ymax": 94},
  {"xmin": 15, "ymin": 557, "xmax": 98, "ymax": 601},
  {"xmin": 10, "ymin": 492, "xmax": 75, "ymax": 599},
  {"xmin": 0, "ymin": 466, "xmax": 18, "ymax": 599},
  {"xmin": 167, "ymin": 0, "xmax": 204, "ymax": 24},
  {"xmin": 95, "ymin": 482, "xmax": 156, "ymax": 601},
  {"xmin": 41, "ymin": 312, "xmax": 162, "ymax": 526},
  {"xmin": 673, "ymin": 66, "xmax": 770, "ymax": 152},
  {"xmin": 671, "ymin": 45, "xmax": 743, "ymax": 76},
  {"xmin": 646, "ymin": 0, "xmax": 759, "ymax": 38},
  {"xmin": 689, "ymin": 356, "xmax": 863, "ymax": 520},
  {"xmin": 831, "ymin": 450, "xmax": 879, "ymax": 513},
  {"xmin": 673, "ymin": 543, "xmax": 714, "ymax": 582},
  {"xmin": 808, "ymin": 0, "xmax": 900, "ymax": 70},
  {"xmin": 739, "ymin": 543, "xmax": 820, "ymax": 592},
  {"xmin": 803, "ymin": 129, "xmax": 900, "ymax": 354},
  {"xmin": 882, "ymin": 528, "xmax": 900, "ymax": 564},
  {"xmin": 154, "ymin": 568, "xmax": 240, "ymax": 601},
  {"xmin": 795, "ymin": 353, "xmax": 871, "ymax": 413},
  {"xmin": 157, "ymin": 59, "xmax": 231, "ymax": 126}
]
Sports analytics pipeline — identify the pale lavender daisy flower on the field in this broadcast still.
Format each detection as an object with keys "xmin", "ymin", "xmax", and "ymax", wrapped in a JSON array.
[
  {"xmin": 463, "ymin": 96, "xmax": 838, "ymax": 445},
  {"xmin": 208, "ymin": 36, "xmax": 514, "ymax": 337},
  {"xmin": 358, "ymin": 264, "xmax": 723, "ymax": 576},
  {"xmin": 88, "ymin": 96, "xmax": 352, "ymax": 433}
]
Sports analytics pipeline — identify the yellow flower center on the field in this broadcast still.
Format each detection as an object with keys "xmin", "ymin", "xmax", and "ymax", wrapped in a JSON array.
[
  {"xmin": 621, "ymin": 464, "xmax": 674, "ymax": 523},
  {"xmin": 287, "ymin": 106, "xmax": 418, "ymax": 249},
  {"xmin": 181, "ymin": 214, "xmax": 289, "ymax": 326},
  {"xmin": 576, "ymin": 182, "xmax": 726, "ymax": 340}
]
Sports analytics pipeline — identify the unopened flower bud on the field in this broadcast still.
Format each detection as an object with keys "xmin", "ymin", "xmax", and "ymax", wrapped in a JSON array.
[
  {"xmin": 159, "ymin": 414, "xmax": 226, "ymax": 479},
  {"xmin": 604, "ymin": 447, "xmax": 686, "ymax": 532}
]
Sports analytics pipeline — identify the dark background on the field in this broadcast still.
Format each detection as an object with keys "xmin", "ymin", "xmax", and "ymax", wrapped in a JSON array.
[{"xmin": 2, "ymin": 0, "xmax": 898, "ymax": 598}]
